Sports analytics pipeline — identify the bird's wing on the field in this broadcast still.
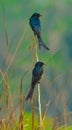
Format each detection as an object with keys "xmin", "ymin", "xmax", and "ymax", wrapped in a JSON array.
[
  {"xmin": 34, "ymin": 26, "xmax": 41, "ymax": 36},
  {"xmin": 30, "ymin": 18, "xmax": 41, "ymax": 36},
  {"xmin": 31, "ymin": 68, "xmax": 38, "ymax": 86},
  {"xmin": 32, "ymin": 67, "xmax": 43, "ymax": 85},
  {"xmin": 34, "ymin": 19, "xmax": 41, "ymax": 35}
]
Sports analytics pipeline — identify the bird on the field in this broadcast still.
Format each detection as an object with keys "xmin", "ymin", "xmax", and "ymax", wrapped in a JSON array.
[
  {"xmin": 26, "ymin": 61, "xmax": 44, "ymax": 101},
  {"xmin": 29, "ymin": 12, "xmax": 49, "ymax": 50}
]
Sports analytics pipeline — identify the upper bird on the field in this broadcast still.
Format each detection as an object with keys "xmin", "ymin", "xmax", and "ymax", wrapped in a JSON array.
[
  {"xmin": 29, "ymin": 12, "xmax": 49, "ymax": 50},
  {"xmin": 26, "ymin": 61, "xmax": 44, "ymax": 101}
]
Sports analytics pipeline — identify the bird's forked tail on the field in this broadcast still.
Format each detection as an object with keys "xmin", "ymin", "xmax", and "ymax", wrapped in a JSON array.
[
  {"xmin": 25, "ymin": 86, "xmax": 35, "ymax": 101},
  {"xmin": 37, "ymin": 36, "xmax": 49, "ymax": 51}
]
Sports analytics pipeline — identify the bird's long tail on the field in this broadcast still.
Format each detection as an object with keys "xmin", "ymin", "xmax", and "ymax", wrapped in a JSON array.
[
  {"xmin": 25, "ymin": 85, "xmax": 35, "ymax": 101},
  {"xmin": 37, "ymin": 36, "xmax": 49, "ymax": 50}
]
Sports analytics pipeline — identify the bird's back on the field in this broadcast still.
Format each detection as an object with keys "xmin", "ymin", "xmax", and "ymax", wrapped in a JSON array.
[
  {"xmin": 32, "ymin": 66, "xmax": 43, "ymax": 86},
  {"xmin": 29, "ymin": 16, "xmax": 41, "ymax": 34}
]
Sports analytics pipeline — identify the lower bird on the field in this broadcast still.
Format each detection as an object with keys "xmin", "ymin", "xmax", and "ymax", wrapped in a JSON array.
[
  {"xmin": 29, "ymin": 12, "xmax": 49, "ymax": 50},
  {"xmin": 26, "ymin": 61, "xmax": 44, "ymax": 101}
]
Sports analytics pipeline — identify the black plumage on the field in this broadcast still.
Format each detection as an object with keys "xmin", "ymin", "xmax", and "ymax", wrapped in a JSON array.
[
  {"xmin": 29, "ymin": 13, "xmax": 49, "ymax": 50},
  {"xmin": 26, "ymin": 61, "xmax": 44, "ymax": 101}
]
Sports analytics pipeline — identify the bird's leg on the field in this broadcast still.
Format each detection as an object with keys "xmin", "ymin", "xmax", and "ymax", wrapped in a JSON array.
[{"xmin": 37, "ymin": 81, "xmax": 40, "ymax": 84}]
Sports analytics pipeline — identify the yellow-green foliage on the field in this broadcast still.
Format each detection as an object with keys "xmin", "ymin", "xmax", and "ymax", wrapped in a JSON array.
[
  {"xmin": 13, "ymin": 112, "xmax": 53, "ymax": 130},
  {"xmin": 60, "ymin": 127, "xmax": 72, "ymax": 130}
]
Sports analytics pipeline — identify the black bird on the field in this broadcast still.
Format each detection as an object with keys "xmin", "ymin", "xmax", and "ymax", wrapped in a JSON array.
[
  {"xmin": 29, "ymin": 12, "xmax": 49, "ymax": 50},
  {"xmin": 26, "ymin": 61, "xmax": 44, "ymax": 101}
]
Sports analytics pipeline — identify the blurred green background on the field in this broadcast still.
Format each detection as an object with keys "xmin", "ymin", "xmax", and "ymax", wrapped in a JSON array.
[{"xmin": 0, "ymin": 0, "xmax": 72, "ymax": 118}]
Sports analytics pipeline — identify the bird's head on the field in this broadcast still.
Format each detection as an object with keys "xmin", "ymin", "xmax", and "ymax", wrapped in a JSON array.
[
  {"xmin": 32, "ymin": 13, "xmax": 42, "ymax": 18},
  {"xmin": 35, "ymin": 61, "xmax": 44, "ymax": 68}
]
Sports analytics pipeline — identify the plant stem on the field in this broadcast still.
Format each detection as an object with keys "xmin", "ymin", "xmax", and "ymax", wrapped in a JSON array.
[{"xmin": 35, "ymin": 37, "xmax": 42, "ymax": 129}]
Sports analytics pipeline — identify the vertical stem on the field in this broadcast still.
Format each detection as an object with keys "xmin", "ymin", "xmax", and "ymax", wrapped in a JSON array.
[
  {"xmin": 35, "ymin": 37, "xmax": 42, "ymax": 129},
  {"xmin": 52, "ymin": 116, "xmax": 58, "ymax": 130},
  {"xmin": 38, "ymin": 83, "xmax": 42, "ymax": 128},
  {"xmin": 32, "ymin": 97, "xmax": 35, "ymax": 130},
  {"xmin": 19, "ymin": 77, "xmax": 24, "ymax": 130},
  {"xmin": 35, "ymin": 45, "xmax": 39, "ymax": 61}
]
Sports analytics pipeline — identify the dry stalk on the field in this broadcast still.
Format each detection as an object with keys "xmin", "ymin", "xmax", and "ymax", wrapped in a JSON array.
[
  {"xmin": 32, "ymin": 96, "xmax": 35, "ymax": 130},
  {"xmin": 19, "ymin": 75, "xmax": 25, "ymax": 130},
  {"xmin": 42, "ymin": 100, "xmax": 51, "ymax": 123},
  {"xmin": 52, "ymin": 116, "xmax": 58, "ymax": 130},
  {"xmin": 35, "ymin": 37, "xmax": 43, "ymax": 130}
]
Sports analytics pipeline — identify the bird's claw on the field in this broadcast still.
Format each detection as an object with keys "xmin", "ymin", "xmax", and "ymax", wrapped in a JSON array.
[{"xmin": 38, "ymin": 81, "xmax": 40, "ymax": 84}]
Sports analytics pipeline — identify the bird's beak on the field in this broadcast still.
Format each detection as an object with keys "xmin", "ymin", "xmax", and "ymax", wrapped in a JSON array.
[
  {"xmin": 43, "ymin": 63, "xmax": 46, "ymax": 66},
  {"xmin": 39, "ymin": 14, "xmax": 42, "ymax": 17}
]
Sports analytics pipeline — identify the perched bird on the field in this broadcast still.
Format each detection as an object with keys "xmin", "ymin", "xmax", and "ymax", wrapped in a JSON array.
[
  {"xmin": 26, "ymin": 61, "xmax": 44, "ymax": 101},
  {"xmin": 29, "ymin": 12, "xmax": 49, "ymax": 50}
]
